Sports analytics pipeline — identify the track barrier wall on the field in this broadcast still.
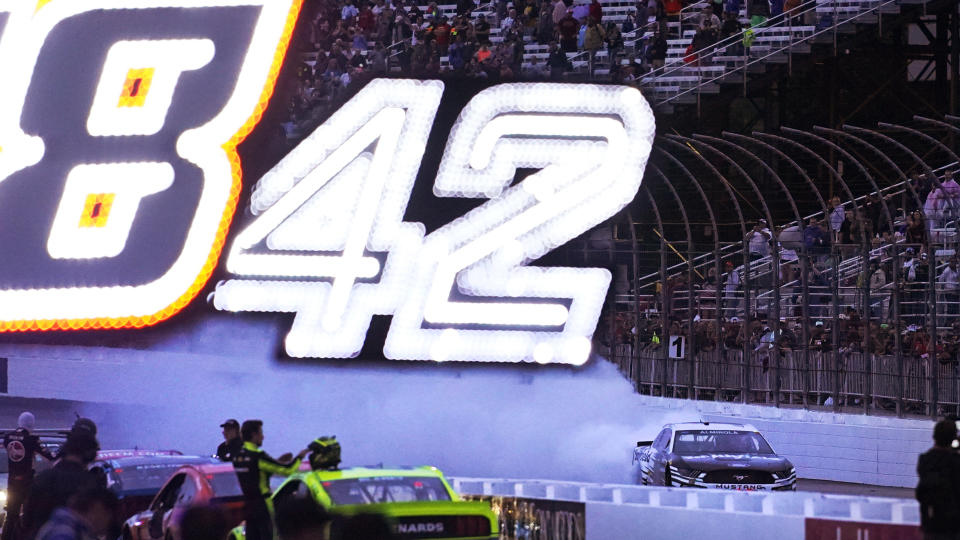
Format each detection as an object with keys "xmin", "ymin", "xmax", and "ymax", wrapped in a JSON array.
[{"xmin": 452, "ymin": 478, "xmax": 921, "ymax": 540}]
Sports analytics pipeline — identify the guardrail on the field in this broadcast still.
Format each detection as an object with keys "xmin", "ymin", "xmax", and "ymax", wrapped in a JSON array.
[{"xmin": 450, "ymin": 477, "xmax": 921, "ymax": 540}]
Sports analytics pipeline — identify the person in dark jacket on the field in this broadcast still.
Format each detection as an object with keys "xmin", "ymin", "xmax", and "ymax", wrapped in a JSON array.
[
  {"xmin": 21, "ymin": 427, "xmax": 103, "ymax": 540},
  {"xmin": 1, "ymin": 412, "xmax": 56, "ymax": 540},
  {"xmin": 216, "ymin": 419, "xmax": 242, "ymax": 462},
  {"xmin": 916, "ymin": 419, "xmax": 960, "ymax": 539}
]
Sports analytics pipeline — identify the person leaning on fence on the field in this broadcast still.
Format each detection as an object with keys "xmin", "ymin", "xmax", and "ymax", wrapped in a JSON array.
[{"xmin": 916, "ymin": 419, "xmax": 960, "ymax": 540}]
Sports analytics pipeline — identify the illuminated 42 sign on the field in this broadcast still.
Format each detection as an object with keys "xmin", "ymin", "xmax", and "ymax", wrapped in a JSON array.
[
  {"xmin": 0, "ymin": 2, "xmax": 654, "ymax": 365},
  {"xmin": 214, "ymin": 81, "xmax": 655, "ymax": 364}
]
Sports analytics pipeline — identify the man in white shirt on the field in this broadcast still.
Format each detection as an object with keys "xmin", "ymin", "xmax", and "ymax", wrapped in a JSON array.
[
  {"xmin": 828, "ymin": 196, "xmax": 844, "ymax": 236},
  {"xmin": 746, "ymin": 220, "xmax": 771, "ymax": 261},
  {"xmin": 501, "ymin": 7, "xmax": 516, "ymax": 29},
  {"xmin": 940, "ymin": 257, "xmax": 960, "ymax": 315},
  {"xmin": 723, "ymin": 260, "xmax": 741, "ymax": 316}
]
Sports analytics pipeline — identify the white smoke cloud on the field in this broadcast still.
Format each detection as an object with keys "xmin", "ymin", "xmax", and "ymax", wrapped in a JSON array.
[{"xmin": 70, "ymin": 321, "xmax": 696, "ymax": 484}]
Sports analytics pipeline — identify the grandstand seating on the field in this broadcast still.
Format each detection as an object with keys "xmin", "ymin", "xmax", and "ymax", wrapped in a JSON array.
[
  {"xmin": 382, "ymin": 0, "xmax": 925, "ymax": 113},
  {"xmin": 594, "ymin": 123, "xmax": 960, "ymax": 416}
]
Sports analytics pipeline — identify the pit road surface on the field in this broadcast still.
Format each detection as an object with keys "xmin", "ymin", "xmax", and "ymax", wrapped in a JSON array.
[{"xmin": 797, "ymin": 479, "xmax": 913, "ymax": 498}]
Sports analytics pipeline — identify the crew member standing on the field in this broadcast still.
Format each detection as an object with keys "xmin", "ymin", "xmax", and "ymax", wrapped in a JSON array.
[
  {"xmin": 1, "ymin": 412, "xmax": 55, "ymax": 540},
  {"xmin": 216, "ymin": 419, "xmax": 242, "ymax": 462},
  {"xmin": 233, "ymin": 420, "xmax": 307, "ymax": 540},
  {"xmin": 916, "ymin": 419, "xmax": 960, "ymax": 540}
]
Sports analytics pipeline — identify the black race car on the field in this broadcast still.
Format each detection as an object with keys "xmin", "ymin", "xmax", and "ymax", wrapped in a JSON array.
[{"xmin": 633, "ymin": 422, "xmax": 797, "ymax": 491}]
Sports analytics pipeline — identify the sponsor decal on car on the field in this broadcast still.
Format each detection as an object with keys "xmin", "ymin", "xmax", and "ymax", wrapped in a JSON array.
[
  {"xmin": 395, "ymin": 522, "xmax": 445, "ymax": 534},
  {"xmin": 714, "ymin": 484, "xmax": 768, "ymax": 491}
]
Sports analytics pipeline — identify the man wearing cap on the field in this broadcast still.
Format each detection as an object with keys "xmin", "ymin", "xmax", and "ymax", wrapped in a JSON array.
[
  {"xmin": 1, "ymin": 412, "xmax": 55, "ymax": 540},
  {"xmin": 216, "ymin": 419, "xmax": 242, "ymax": 462}
]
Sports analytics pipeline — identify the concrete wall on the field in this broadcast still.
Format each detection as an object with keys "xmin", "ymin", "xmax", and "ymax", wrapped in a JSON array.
[
  {"xmin": 711, "ymin": 415, "xmax": 929, "ymax": 488},
  {"xmin": 623, "ymin": 393, "xmax": 933, "ymax": 488},
  {"xmin": 452, "ymin": 478, "xmax": 921, "ymax": 540}
]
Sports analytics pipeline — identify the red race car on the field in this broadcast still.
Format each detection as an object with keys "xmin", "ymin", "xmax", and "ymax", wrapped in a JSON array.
[
  {"xmin": 121, "ymin": 462, "xmax": 245, "ymax": 540},
  {"xmin": 91, "ymin": 450, "xmax": 220, "ymax": 521}
]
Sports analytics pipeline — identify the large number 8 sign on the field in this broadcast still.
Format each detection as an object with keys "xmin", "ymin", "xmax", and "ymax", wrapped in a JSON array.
[
  {"xmin": 0, "ymin": 1, "xmax": 655, "ymax": 365},
  {"xmin": 0, "ymin": 0, "xmax": 300, "ymax": 329}
]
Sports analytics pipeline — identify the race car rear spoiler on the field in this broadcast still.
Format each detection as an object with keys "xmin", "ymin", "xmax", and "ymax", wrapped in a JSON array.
[{"xmin": 637, "ymin": 440, "xmax": 653, "ymax": 447}]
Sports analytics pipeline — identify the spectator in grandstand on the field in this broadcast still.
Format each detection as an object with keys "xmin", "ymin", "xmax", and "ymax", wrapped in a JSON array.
[
  {"xmin": 723, "ymin": 260, "xmax": 741, "ymax": 315},
  {"xmin": 828, "ymin": 196, "xmax": 845, "ymax": 236},
  {"xmin": 698, "ymin": 4, "xmax": 721, "ymax": 31},
  {"xmin": 583, "ymin": 18, "xmax": 606, "ymax": 75},
  {"xmin": 940, "ymin": 257, "xmax": 960, "ymax": 316},
  {"xmin": 643, "ymin": 23, "xmax": 668, "ymax": 68},
  {"xmin": 939, "ymin": 322, "xmax": 960, "ymax": 366},
  {"xmin": 474, "ymin": 13, "xmax": 491, "ymax": 44},
  {"xmin": 719, "ymin": 11, "xmax": 743, "ymax": 52},
  {"xmin": 552, "ymin": 0, "xmax": 567, "ymax": 25},
  {"xmin": 557, "ymin": 9, "xmax": 581, "ymax": 52},
  {"xmin": 589, "ymin": 0, "xmax": 603, "ymax": 22},
  {"xmin": 809, "ymin": 320, "xmax": 830, "ymax": 351},
  {"xmin": 746, "ymin": 220, "xmax": 772, "ymax": 261},
  {"xmin": 546, "ymin": 41, "xmax": 571, "ymax": 79},
  {"xmin": 663, "ymin": 0, "xmax": 682, "ymax": 20},
  {"xmin": 433, "ymin": 16, "xmax": 452, "ymax": 54},
  {"xmin": 907, "ymin": 210, "xmax": 928, "ymax": 246},
  {"xmin": 903, "ymin": 248, "xmax": 927, "ymax": 320},
  {"xmin": 538, "ymin": 1, "xmax": 555, "ymax": 43},
  {"xmin": 746, "ymin": 0, "xmax": 769, "ymax": 26},
  {"xmin": 501, "ymin": 7, "xmax": 517, "ymax": 29},
  {"xmin": 700, "ymin": 267, "xmax": 720, "ymax": 320},
  {"xmin": 869, "ymin": 260, "xmax": 888, "ymax": 319},
  {"xmin": 606, "ymin": 21, "xmax": 624, "ymax": 60},
  {"xmin": 803, "ymin": 217, "xmax": 830, "ymax": 257}
]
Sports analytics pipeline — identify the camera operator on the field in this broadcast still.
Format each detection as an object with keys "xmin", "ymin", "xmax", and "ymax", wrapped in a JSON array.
[{"xmin": 916, "ymin": 419, "xmax": 960, "ymax": 540}]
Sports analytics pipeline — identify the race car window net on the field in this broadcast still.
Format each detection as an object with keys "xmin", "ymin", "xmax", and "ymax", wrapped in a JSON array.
[
  {"xmin": 673, "ymin": 430, "xmax": 775, "ymax": 455},
  {"xmin": 321, "ymin": 477, "xmax": 451, "ymax": 505}
]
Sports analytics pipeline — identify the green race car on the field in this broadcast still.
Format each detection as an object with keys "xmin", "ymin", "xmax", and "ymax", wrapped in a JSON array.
[{"xmin": 230, "ymin": 466, "xmax": 498, "ymax": 540}]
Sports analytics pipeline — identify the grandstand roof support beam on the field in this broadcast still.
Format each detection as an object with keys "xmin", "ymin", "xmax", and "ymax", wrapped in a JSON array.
[
  {"xmin": 699, "ymin": 134, "xmax": 809, "ymax": 409},
  {"xmin": 834, "ymin": 125, "xmax": 942, "ymax": 418},
  {"xmin": 803, "ymin": 126, "xmax": 919, "ymax": 415},
  {"xmin": 642, "ymin": 186, "xmax": 672, "ymax": 397},
  {"xmin": 722, "ymin": 132, "xmax": 822, "ymax": 408},
  {"xmin": 654, "ymin": 144, "xmax": 725, "ymax": 402},
  {"xmin": 690, "ymin": 134, "xmax": 783, "ymax": 408},
  {"xmin": 660, "ymin": 136, "xmax": 754, "ymax": 404},
  {"xmin": 649, "ymin": 163, "xmax": 695, "ymax": 400},
  {"xmin": 756, "ymin": 131, "xmax": 891, "ymax": 413},
  {"xmin": 908, "ymin": 117, "xmax": 960, "ymax": 163},
  {"xmin": 733, "ymin": 133, "xmax": 830, "ymax": 215}
]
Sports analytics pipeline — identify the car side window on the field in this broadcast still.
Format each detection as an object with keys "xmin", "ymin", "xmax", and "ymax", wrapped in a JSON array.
[
  {"xmin": 176, "ymin": 478, "xmax": 198, "ymax": 507},
  {"xmin": 273, "ymin": 480, "xmax": 304, "ymax": 508},
  {"xmin": 651, "ymin": 429, "xmax": 666, "ymax": 450},
  {"xmin": 655, "ymin": 429, "xmax": 672, "ymax": 451},
  {"xmin": 152, "ymin": 474, "xmax": 185, "ymax": 512}
]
